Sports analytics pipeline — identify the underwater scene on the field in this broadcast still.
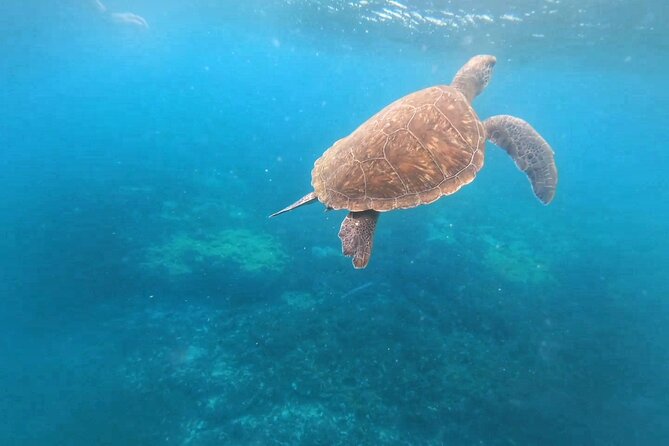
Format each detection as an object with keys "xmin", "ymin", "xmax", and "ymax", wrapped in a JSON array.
[{"xmin": 1, "ymin": 0, "xmax": 668, "ymax": 444}]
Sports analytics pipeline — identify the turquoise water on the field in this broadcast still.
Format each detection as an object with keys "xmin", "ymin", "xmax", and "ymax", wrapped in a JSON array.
[{"xmin": 1, "ymin": 1, "xmax": 668, "ymax": 444}]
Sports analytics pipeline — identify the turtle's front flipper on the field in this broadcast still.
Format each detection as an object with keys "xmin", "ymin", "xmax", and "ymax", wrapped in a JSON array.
[
  {"xmin": 269, "ymin": 192, "xmax": 317, "ymax": 218},
  {"xmin": 484, "ymin": 115, "xmax": 558, "ymax": 204},
  {"xmin": 339, "ymin": 210, "xmax": 380, "ymax": 269}
]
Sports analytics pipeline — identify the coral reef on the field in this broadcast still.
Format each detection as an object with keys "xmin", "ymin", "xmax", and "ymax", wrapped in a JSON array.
[
  {"xmin": 143, "ymin": 229, "xmax": 288, "ymax": 275},
  {"xmin": 310, "ymin": 245, "xmax": 341, "ymax": 259},
  {"xmin": 426, "ymin": 216, "xmax": 458, "ymax": 246},
  {"xmin": 113, "ymin": 284, "xmax": 548, "ymax": 445},
  {"xmin": 281, "ymin": 290, "xmax": 322, "ymax": 310},
  {"xmin": 480, "ymin": 234, "xmax": 554, "ymax": 285},
  {"xmin": 427, "ymin": 215, "xmax": 556, "ymax": 285}
]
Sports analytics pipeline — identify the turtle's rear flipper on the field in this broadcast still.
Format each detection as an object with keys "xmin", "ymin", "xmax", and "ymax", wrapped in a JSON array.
[
  {"xmin": 339, "ymin": 210, "xmax": 379, "ymax": 269},
  {"xmin": 484, "ymin": 115, "xmax": 558, "ymax": 204},
  {"xmin": 269, "ymin": 192, "xmax": 317, "ymax": 218}
]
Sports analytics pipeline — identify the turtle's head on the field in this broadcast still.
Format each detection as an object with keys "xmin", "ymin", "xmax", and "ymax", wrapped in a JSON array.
[
  {"xmin": 451, "ymin": 55, "xmax": 497, "ymax": 103},
  {"xmin": 470, "ymin": 54, "xmax": 497, "ymax": 67}
]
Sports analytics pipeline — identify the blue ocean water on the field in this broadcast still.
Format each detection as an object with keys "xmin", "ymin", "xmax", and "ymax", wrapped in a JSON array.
[{"xmin": 1, "ymin": 0, "xmax": 668, "ymax": 444}]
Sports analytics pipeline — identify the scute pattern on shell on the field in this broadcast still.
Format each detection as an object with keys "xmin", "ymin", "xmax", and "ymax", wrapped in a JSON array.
[{"xmin": 312, "ymin": 85, "xmax": 485, "ymax": 212}]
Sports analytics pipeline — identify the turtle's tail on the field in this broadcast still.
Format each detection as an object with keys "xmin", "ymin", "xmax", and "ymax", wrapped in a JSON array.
[{"xmin": 269, "ymin": 192, "xmax": 317, "ymax": 218}]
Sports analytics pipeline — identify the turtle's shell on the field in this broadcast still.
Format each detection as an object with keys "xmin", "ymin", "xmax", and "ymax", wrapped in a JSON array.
[{"xmin": 312, "ymin": 85, "xmax": 485, "ymax": 212}]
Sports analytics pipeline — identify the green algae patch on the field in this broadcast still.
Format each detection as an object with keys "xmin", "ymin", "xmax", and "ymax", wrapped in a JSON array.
[
  {"xmin": 143, "ymin": 233, "xmax": 199, "ymax": 275},
  {"xmin": 427, "ymin": 215, "xmax": 556, "ymax": 285},
  {"xmin": 203, "ymin": 229, "xmax": 288, "ymax": 273},
  {"xmin": 481, "ymin": 235, "xmax": 554, "ymax": 285},
  {"xmin": 144, "ymin": 229, "xmax": 288, "ymax": 275},
  {"xmin": 426, "ymin": 217, "xmax": 458, "ymax": 246},
  {"xmin": 281, "ymin": 291, "xmax": 322, "ymax": 310}
]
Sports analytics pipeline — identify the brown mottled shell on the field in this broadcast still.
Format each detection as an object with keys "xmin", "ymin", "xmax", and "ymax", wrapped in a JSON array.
[{"xmin": 312, "ymin": 85, "xmax": 486, "ymax": 212}]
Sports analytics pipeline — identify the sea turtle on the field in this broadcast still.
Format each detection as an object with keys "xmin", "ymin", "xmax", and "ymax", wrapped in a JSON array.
[{"xmin": 270, "ymin": 55, "xmax": 558, "ymax": 269}]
